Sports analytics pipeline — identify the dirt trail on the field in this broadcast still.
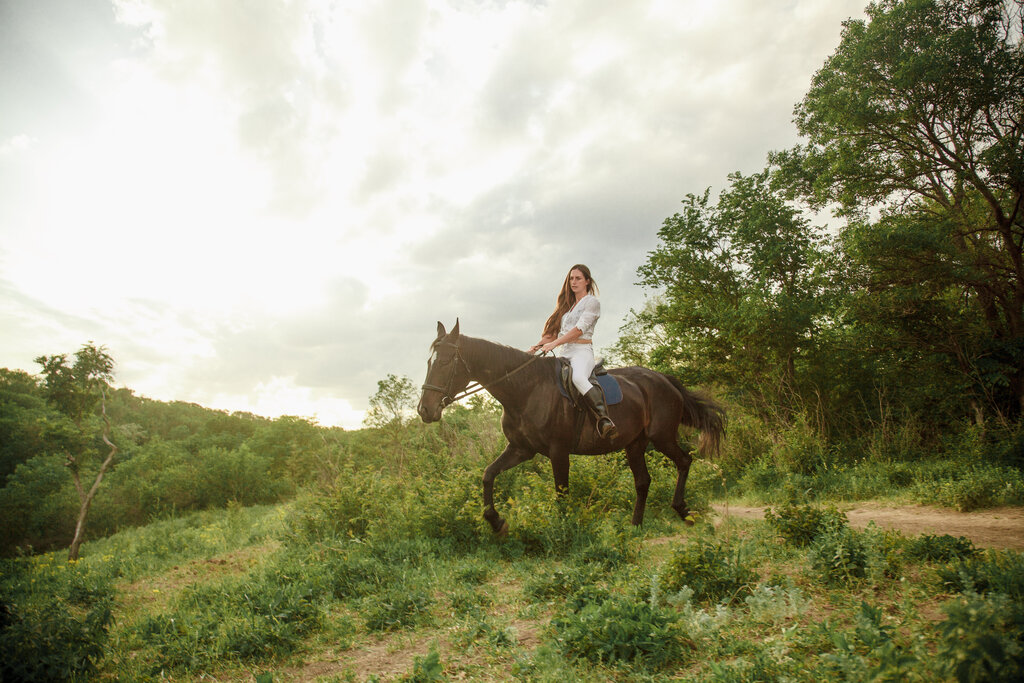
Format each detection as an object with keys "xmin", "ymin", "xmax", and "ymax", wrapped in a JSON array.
[{"xmin": 712, "ymin": 502, "xmax": 1024, "ymax": 550}]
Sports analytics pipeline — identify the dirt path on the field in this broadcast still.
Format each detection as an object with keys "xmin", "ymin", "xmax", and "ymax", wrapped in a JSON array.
[{"xmin": 712, "ymin": 502, "xmax": 1024, "ymax": 550}]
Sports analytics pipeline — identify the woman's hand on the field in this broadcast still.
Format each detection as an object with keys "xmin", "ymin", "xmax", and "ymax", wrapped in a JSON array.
[{"xmin": 540, "ymin": 341, "xmax": 558, "ymax": 354}]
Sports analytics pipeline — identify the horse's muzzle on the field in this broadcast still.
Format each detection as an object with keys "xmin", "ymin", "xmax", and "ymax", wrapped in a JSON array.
[{"xmin": 417, "ymin": 399, "xmax": 442, "ymax": 423}]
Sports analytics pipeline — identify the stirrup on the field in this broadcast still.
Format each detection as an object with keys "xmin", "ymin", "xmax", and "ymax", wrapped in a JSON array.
[{"xmin": 597, "ymin": 417, "xmax": 618, "ymax": 439}]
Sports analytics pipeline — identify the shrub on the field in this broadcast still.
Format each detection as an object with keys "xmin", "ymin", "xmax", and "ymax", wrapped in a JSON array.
[
  {"xmin": 911, "ymin": 464, "xmax": 1024, "ymax": 512},
  {"xmin": 395, "ymin": 469, "xmax": 483, "ymax": 547},
  {"xmin": 549, "ymin": 594, "xmax": 693, "ymax": 669},
  {"xmin": 500, "ymin": 471, "xmax": 608, "ymax": 557},
  {"xmin": 769, "ymin": 413, "xmax": 830, "ymax": 475},
  {"xmin": 937, "ymin": 551, "xmax": 1024, "ymax": 598},
  {"xmin": 452, "ymin": 617, "xmax": 517, "ymax": 649},
  {"xmin": 660, "ymin": 537, "xmax": 758, "ymax": 605},
  {"xmin": 764, "ymin": 503, "xmax": 847, "ymax": 547},
  {"xmin": 821, "ymin": 601, "xmax": 918, "ymax": 681},
  {"xmin": 904, "ymin": 534, "xmax": 978, "ymax": 563},
  {"xmin": 743, "ymin": 582, "xmax": 811, "ymax": 624},
  {"xmin": 0, "ymin": 559, "xmax": 115, "ymax": 683},
  {"xmin": 286, "ymin": 468, "xmax": 389, "ymax": 543},
  {"xmin": 809, "ymin": 526, "xmax": 870, "ymax": 584},
  {"xmin": 938, "ymin": 591, "xmax": 1024, "ymax": 683}
]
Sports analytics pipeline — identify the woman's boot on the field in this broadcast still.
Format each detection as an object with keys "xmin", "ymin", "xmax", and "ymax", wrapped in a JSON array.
[{"xmin": 583, "ymin": 386, "xmax": 619, "ymax": 439}]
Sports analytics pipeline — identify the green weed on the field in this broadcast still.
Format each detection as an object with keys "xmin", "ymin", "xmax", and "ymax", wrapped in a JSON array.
[
  {"xmin": 659, "ymin": 536, "xmax": 758, "ymax": 605},
  {"xmin": 938, "ymin": 591, "xmax": 1024, "ymax": 682},
  {"xmin": 764, "ymin": 503, "xmax": 847, "ymax": 547},
  {"xmin": 937, "ymin": 550, "xmax": 1024, "ymax": 598},
  {"xmin": 904, "ymin": 534, "xmax": 978, "ymax": 563},
  {"xmin": 548, "ymin": 593, "xmax": 693, "ymax": 670},
  {"xmin": 809, "ymin": 526, "xmax": 871, "ymax": 584}
]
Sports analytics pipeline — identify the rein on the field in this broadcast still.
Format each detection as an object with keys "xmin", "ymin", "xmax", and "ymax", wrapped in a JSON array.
[{"xmin": 422, "ymin": 340, "xmax": 547, "ymax": 407}]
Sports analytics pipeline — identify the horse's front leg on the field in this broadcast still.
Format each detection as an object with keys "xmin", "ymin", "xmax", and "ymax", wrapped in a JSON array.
[{"xmin": 483, "ymin": 444, "xmax": 535, "ymax": 535}]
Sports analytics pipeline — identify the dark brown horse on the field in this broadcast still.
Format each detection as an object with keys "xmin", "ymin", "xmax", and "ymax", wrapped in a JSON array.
[{"xmin": 417, "ymin": 320, "xmax": 726, "ymax": 534}]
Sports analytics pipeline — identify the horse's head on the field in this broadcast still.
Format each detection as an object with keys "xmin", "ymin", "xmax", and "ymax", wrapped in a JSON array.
[{"xmin": 417, "ymin": 319, "xmax": 472, "ymax": 423}]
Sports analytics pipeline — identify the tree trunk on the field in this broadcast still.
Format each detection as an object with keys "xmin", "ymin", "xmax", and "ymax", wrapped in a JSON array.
[{"xmin": 67, "ymin": 388, "xmax": 117, "ymax": 562}]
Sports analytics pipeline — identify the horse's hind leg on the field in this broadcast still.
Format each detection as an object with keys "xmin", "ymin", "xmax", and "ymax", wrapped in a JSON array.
[
  {"xmin": 653, "ymin": 437, "xmax": 695, "ymax": 525},
  {"xmin": 483, "ymin": 444, "xmax": 535, "ymax": 535},
  {"xmin": 624, "ymin": 439, "xmax": 651, "ymax": 526}
]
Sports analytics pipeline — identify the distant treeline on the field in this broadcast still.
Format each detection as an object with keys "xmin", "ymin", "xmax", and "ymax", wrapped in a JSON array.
[{"xmin": 0, "ymin": 367, "xmax": 502, "ymax": 556}]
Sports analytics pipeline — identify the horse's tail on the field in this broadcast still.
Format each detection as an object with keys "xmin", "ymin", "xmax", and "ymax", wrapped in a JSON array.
[{"xmin": 664, "ymin": 374, "xmax": 726, "ymax": 458}]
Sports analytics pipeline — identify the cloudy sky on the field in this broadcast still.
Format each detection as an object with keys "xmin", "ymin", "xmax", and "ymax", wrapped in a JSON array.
[{"xmin": 0, "ymin": 0, "xmax": 865, "ymax": 428}]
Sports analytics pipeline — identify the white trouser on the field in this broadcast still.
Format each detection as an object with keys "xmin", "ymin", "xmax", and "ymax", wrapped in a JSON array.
[{"xmin": 558, "ymin": 343, "xmax": 596, "ymax": 395}]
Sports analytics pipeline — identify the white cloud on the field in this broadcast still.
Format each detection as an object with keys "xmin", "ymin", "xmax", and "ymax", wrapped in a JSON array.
[{"xmin": 0, "ymin": 0, "xmax": 868, "ymax": 428}]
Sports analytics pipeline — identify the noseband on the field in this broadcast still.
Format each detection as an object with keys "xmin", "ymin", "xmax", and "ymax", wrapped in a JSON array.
[{"xmin": 421, "ymin": 339, "xmax": 545, "ymax": 408}]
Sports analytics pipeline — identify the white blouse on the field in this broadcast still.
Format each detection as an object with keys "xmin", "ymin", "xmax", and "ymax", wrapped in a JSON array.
[{"xmin": 560, "ymin": 294, "xmax": 601, "ymax": 341}]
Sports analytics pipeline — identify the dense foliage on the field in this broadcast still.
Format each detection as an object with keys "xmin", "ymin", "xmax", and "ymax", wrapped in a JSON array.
[
  {"xmin": 0, "ymin": 365, "xmax": 332, "ymax": 555},
  {"xmin": 612, "ymin": 0, "xmax": 1024, "ymax": 496}
]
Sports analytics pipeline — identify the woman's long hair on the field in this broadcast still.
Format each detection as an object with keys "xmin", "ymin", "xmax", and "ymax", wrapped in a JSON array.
[{"xmin": 542, "ymin": 264, "xmax": 599, "ymax": 339}]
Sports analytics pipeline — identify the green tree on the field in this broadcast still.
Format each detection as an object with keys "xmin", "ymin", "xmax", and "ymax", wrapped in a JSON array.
[
  {"xmin": 0, "ymin": 369, "xmax": 49, "ymax": 484},
  {"xmin": 35, "ymin": 343, "xmax": 118, "ymax": 560},
  {"xmin": 246, "ymin": 415, "xmax": 325, "ymax": 482},
  {"xmin": 634, "ymin": 170, "xmax": 836, "ymax": 417},
  {"xmin": 364, "ymin": 374, "xmax": 417, "ymax": 429},
  {"xmin": 364, "ymin": 374, "xmax": 418, "ymax": 474},
  {"xmin": 776, "ymin": 0, "xmax": 1024, "ymax": 419}
]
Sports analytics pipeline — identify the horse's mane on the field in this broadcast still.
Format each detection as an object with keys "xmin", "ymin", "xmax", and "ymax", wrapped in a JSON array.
[
  {"xmin": 460, "ymin": 335, "xmax": 549, "ymax": 388},
  {"xmin": 461, "ymin": 335, "xmax": 531, "ymax": 364}
]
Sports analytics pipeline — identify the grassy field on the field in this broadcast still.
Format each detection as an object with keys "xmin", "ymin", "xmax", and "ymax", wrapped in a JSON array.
[{"xmin": 3, "ymin": 453, "xmax": 1022, "ymax": 682}]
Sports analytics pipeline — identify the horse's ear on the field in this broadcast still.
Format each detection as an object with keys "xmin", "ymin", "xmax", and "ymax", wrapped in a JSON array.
[
  {"xmin": 451, "ymin": 318, "xmax": 460, "ymax": 340},
  {"xmin": 436, "ymin": 321, "xmax": 446, "ymax": 339}
]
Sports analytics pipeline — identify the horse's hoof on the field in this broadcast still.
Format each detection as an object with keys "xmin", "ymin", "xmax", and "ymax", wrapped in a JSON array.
[
  {"xmin": 497, "ymin": 520, "xmax": 510, "ymax": 538},
  {"xmin": 684, "ymin": 514, "xmax": 696, "ymax": 527}
]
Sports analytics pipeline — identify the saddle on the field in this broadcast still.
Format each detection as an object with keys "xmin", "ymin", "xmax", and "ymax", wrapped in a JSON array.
[{"xmin": 555, "ymin": 358, "xmax": 623, "ymax": 408}]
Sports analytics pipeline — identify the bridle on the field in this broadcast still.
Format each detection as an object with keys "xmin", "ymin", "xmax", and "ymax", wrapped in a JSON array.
[{"xmin": 421, "ymin": 338, "xmax": 546, "ymax": 408}]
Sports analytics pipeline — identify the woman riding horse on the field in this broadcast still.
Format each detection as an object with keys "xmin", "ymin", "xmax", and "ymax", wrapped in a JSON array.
[{"xmin": 528, "ymin": 264, "xmax": 617, "ymax": 439}]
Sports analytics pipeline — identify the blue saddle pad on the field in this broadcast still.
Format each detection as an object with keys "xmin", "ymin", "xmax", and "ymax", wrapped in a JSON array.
[{"xmin": 556, "ymin": 363, "xmax": 623, "ymax": 406}]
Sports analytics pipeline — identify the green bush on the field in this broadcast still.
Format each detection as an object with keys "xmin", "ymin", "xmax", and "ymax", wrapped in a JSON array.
[
  {"xmin": 937, "ymin": 551, "xmax": 1024, "ymax": 598},
  {"xmin": 287, "ymin": 468, "xmax": 390, "ymax": 543},
  {"xmin": 393, "ymin": 469, "xmax": 483, "ymax": 547},
  {"xmin": 938, "ymin": 591, "xmax": 1024, "ymax": 683},
  {"xmin": 912, "ymin": 464, "xmax": 1024, "ymax": 511},
  {"xmin": 809, "ymin": 526, "xmax": 871, "ymax": 584},
  {"xmin": 764, "ymin": 503, "xmax": 848, "ymax": 547},
  {"xmin": 820, "ymin": 601, "xmax": 918, "ymax": 681},
  {"xmin": 769, "ymin": 413, "xmax": 831, "ymax": 475},
  {"xmin": 548, "ymin": 594, "xmax": 693, "ymax": 669},
  {"xmin": 500, "ymin": 471, "xmax": 608, "ymax": 557},
  {"xmin": 0, "ymin": 559, "xmax": 115, "ymax": 682},
  {"xmin": 660, "ymin": 537, "xmax": 758, "ymax": 605},
  {"xmin": 905, "ymin": 534, "xmax": 978, "ymax": 563}
]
